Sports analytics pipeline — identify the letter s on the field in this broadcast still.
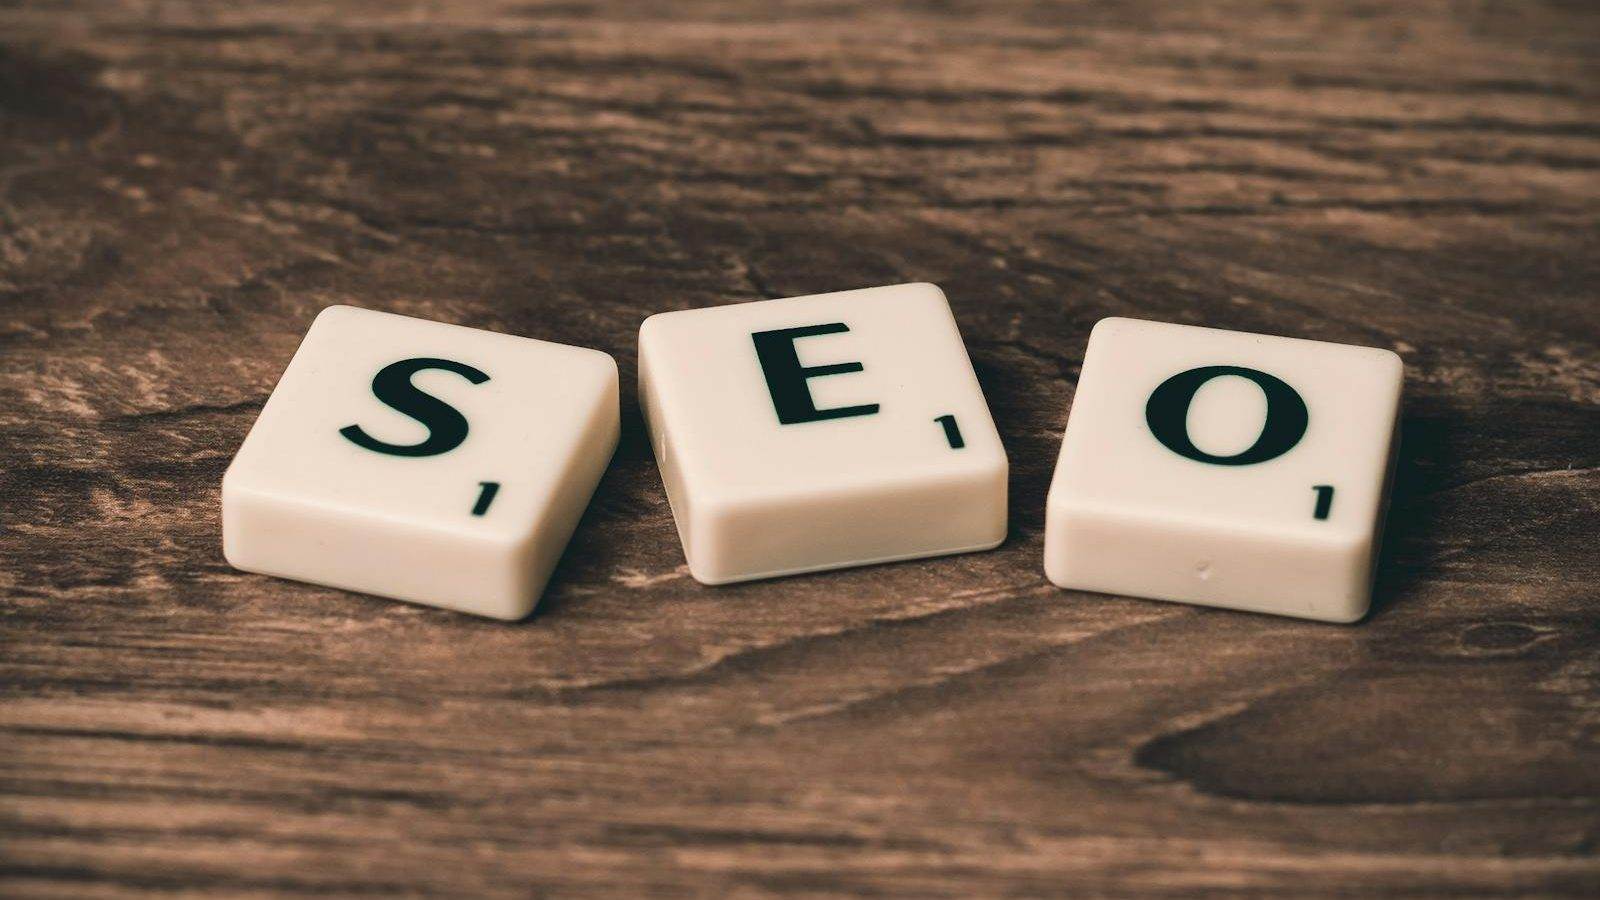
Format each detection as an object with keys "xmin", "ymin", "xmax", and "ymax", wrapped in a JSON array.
[{"xmin": 339, "ymin": 357, "xmax": 489, "ymax": 457}]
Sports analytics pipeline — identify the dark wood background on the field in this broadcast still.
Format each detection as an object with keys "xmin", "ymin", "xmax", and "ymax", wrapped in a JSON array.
[{"xmin": 2, "ymin": 1, "xmax": 1597, "ymax": 895}]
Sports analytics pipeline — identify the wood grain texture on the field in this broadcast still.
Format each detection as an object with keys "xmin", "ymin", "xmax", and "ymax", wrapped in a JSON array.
[{"xmin": 1, "ymin": 1, "xmax": 1597, "ymax": 895}]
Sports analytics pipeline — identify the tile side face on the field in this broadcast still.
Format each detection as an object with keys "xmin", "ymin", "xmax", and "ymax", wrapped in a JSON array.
[
  {"xmin": 640, "ymin": 283, "xmax": 1007, "ymax": 583},
  {"xmin": 1044, "ymin": 317, "xmax": 1403, "ymax": 623},
  {"xmin": 222, "ymin": 306, "xmax": 619, "ymax": 619}
]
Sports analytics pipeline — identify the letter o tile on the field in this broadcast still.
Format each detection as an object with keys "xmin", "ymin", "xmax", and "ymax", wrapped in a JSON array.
[{"xmin": 1043, "ymin": 317, "xmax": 1403, "ymax": 623}]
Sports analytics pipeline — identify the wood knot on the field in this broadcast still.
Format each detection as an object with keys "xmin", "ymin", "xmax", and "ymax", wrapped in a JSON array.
[{"xmin": 1460, "ymin": 622, "xmax": 1543, "ymax": 655}]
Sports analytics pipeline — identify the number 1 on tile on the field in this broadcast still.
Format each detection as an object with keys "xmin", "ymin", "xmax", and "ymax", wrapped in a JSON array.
[
  {"xmin": 935, "ymin": 414, "xmax": 965, "ymax": 449},
  {"xmin": 473, "ymin": 481, "xmax": 500, "ymax": 516},
  {"xmin": 1312, "ymin": 484, "xmax": 1334, "ymax": 520}
]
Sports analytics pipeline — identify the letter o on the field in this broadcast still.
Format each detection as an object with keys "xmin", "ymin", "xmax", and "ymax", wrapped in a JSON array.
[{"xmin": 1144, "ymin": 365, "xmax": 1308, "ymax": 466}]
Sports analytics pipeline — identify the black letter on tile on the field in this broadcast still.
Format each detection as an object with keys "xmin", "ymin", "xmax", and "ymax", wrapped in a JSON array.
[
  {"xmin": 340, "ymin": 357, "xmax": 490, "ymax": 457},
  {"xmin": 1144, "ymin": 365, "xmax": 1308, "ymax": 465},
  {"xmin": 751, "ymin": 323, "xmax": 880, "ymax": 425}
]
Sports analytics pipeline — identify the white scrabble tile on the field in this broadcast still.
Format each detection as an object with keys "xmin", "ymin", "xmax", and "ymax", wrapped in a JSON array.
[
  {"xmin": 639, "ymin": 283, "xmax": 1007, "ymax": 584},
  {"xmin": 1044, "ymin": 317, "xmax": 1403, "ymax": 623},
  {"xmin": 222, "ymin": 306, "xmax": 619, "ymax": 620}
]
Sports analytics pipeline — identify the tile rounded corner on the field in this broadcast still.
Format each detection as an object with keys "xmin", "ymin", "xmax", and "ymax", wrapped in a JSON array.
[
  {"xmin": 638, "ymin": 308, "xmax": 687, "ymax": 346},
  {"xmin": 481, "ymin": 594, "xmax": 539, "ymax": 622},
  {"xmin": 311, "ymin": 303, "xmax": 365, "ymax": 328},
  {"xmin": 684, "ymin": 553, "xmax": 740, "ymax": 587},
  {"xmin": 1087, "ymin": 316, "xmax": 1139, "ymax": 341},
  {"xmin": 901, "ymin": 281, "xmax": 949, "ymax": 304},
  {"xmin": 1371, "ymin": 346, "xmax": 1407, "ymax": 384},
  {"xmin": 1312, "ymin": 590, "xmax": 1374, "ymax": 625}
]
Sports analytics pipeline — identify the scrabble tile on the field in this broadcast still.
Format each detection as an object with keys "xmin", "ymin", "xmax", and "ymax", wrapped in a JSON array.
[
  {"xmin": 639, "ymin": 283, "xmax": 1007, "ymax": 584},
  {"xmin": 1044, "ymin": 317, "xmax": 1403, "ymax": 623},
  {"xmin": 222, "ymin": 306, "xmax": 619, "ymax": 620}
]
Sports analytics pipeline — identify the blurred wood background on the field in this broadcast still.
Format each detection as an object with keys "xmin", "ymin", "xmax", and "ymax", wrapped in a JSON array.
[{"xmin": 2, "ymin": 1, "xmax": 1597, "ymax": 895}]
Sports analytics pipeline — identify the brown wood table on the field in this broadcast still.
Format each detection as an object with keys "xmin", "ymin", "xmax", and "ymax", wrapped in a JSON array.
[{"xmin": 2, "ymin": 2, "xmax": 1597, "ymax": 895}]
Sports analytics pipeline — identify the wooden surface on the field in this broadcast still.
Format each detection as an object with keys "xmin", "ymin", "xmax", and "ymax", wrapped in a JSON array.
[{"xmin": 2, "ymin": 1, "xmax": 1598, "ymax": 895}]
